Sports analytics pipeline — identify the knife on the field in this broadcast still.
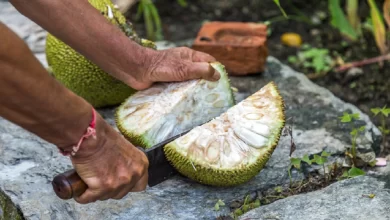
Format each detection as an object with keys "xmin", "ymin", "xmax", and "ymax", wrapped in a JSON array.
[{"xmin": 51, "ymin": 130, "xmax": 190, "ymax": 200}]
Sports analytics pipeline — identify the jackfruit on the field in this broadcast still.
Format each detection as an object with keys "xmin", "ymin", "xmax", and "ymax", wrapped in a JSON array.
[
  {"xmin": 45, "ymin": 0, "xmax": 156, "ymax": 108},
  {"xmin": 115, "ymin": 62, "xmax": 236, "ymax": 148},
  {"xmin": 164, "ymin": 82, "xmax": 285, "ymax": 186}
]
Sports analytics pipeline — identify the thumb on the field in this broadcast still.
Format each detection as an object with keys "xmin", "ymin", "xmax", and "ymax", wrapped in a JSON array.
[{"xmin": 177, "ymin": 62, "xmax": 220, "ymax": 82}]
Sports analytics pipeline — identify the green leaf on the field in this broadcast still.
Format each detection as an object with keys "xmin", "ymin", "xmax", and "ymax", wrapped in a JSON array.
[
  {"xmin": 302, "ymin": 154, "xmax": 312, "ymax": 165},
  {"xmin": 328, "ymin": 0, "xmax": 358, "ymax": 41},
  {"xmin": 273, "ymin": 0, "xmax": 288, "ymax": 18},
  {"xmin": 350, "ymin": 129, "xmax": 358, "ymax": 136},
  {"xmin": 371, "ymin": 107, "xmax": 382, "ymax": 116},
  {"xmin": 382, "ymin": 108, "xmax": 390, "ymax": 117},
  {"xmin": 348, "ymin": 167, "xmax": 365, "ymax": 177},
  {"xmin": 176, "ymin": 0, "xmax": 187, "ymax": 7},
  {"xmin": 351, "ymin": 113, "xmax": 360, "ymax": 120},
  {"xmin": 340, "ymin": 112, "xmax": 352, "ymax": 122},
  {"xmin": 288, "ymin": 56, "xmax": 298, "ymax": 63},
  {"xmin": 252, "ymin": 199, "xmax": 261, "ymax": 208},
  {"xmin": 346, "ymin": 0, "xmax": 361, "ymax": 34},
  {"xmin": 368, "ymin": 0, "xmax": 388, "ymax": 55},
  {"xmin": 214, "ymin": 199, "xmax": 225, "ymax": 211},
  {"xmin": 313, "ymin": 155, "xmax": 327, "ymax": 165},
  {"xmin": 290, "ymin": 158, "xmax": 302, "ymax": 169},
  {"xmin": 214, "ymin": 203, "xmax": 220, "ymax": 211},
  {"xmin": 242, "ymin": 204, "xmax": 250, "ymax": 212},
  {"xmin": 321, "ymin": 151, "xmax": 331, "ymax": 157},
  {"xmin": 358, "ymin": 126, "xmax": 366, "ymax": 132}
]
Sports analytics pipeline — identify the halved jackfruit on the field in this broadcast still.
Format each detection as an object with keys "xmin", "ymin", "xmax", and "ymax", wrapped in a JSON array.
[
  {"xmin": 164, "ymin": 82, "xmax": 285, "ymax": 186},
  {"xmin": 115, "ymin": 62, "xmax": 235, "ymax": 148}
]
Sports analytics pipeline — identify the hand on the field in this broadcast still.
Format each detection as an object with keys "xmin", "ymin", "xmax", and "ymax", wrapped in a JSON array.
[
  {"xmin": 122, "ymin": 47, "xmax": 220, "ymax": 90},
  {"xmin": 68, "ymin": 115, "xmax": 149, "ymax": 204}
]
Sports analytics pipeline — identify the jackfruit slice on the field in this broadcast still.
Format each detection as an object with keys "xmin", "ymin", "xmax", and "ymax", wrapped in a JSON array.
[
  {"xmin": 164, "ymin": 82, "xmax": 285, "ymax": 186},
  {"xmin": 45, "ymin": 0, "xmax": 156, "ymax": 108},
  {"xmin": 116, "ymin": 62, "xmax": 235, "ymax": 148}
]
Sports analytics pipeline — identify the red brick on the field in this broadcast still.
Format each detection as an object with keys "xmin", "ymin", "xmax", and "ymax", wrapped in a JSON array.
[{"xmin": 192, "ymin": 21, "xmax": 268, "ymax": 75}]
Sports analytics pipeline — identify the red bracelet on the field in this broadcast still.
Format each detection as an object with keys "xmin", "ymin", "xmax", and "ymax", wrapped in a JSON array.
[{"xmin": 58, "ymin": 108, "xmax": 97, "ymax": 156}]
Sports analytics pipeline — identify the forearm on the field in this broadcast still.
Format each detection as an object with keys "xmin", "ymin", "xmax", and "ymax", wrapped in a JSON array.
[
  {"xmin": 9, "ymin": 0, "xmax": 151, "ymax": 83},
  {"xmin": 0, "ymin": 22, "xmax": 97, "ymax": 151}
]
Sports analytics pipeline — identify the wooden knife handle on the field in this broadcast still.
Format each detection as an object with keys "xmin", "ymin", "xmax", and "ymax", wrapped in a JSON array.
[{"xmin": 51, "ymin": 169, "xmax": 87, "ymax": 200}]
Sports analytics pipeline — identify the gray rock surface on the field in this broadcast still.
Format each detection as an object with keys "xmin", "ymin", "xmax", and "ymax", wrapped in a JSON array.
[
  {"xmin": 0, "ymin": 2, "xmax": 386, "ymax": 220},
  {"xmin": 239, "ymin": 175, "xmax": 390, "ymax": 220}
]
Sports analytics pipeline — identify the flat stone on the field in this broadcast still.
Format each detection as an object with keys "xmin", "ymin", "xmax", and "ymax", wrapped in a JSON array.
[
  {"xmin": 0, "ymin": 2, "xmax": 47, "ymax": 54},
  {"xmin": 239, "ymin": 175, "xmax": 390, "ymax": 220},
  {"xmin": 0, "ymin": 2, "xmax": 384, "ymax": 219}
]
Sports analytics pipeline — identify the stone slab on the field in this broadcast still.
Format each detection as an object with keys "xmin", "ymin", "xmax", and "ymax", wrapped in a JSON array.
[{"xmin": 239, "ymin": 175, "xmax": 390, "ymax": 220}]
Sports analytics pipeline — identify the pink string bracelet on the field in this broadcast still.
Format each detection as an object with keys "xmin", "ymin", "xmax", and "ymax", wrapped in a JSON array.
[{"xmin": 58, "ymin": 108, "xmax": 97, "ymax": 156}]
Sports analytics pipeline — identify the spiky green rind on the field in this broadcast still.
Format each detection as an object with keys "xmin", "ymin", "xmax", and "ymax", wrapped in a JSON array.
[
  {"xmin": 115, "ymin": 62, "xmax": 235, "ymax": 149},
  {"xmin": 115, "ymin": 114, "xmax": 153, "ymax": 148},
  {"xmin": 211, "ymin": 62, "xmax": 236, "ymax": 105},
  {"xmin": 46, "ymin": 35, "xmax": 137, "ymax": 108},
  {"xmin": 45, "ymin": 0, "xmax": 155, "ymax": 108},
  {"xmin": 164, "ymin": 82, "xmax": 285, "ymax": 187}
]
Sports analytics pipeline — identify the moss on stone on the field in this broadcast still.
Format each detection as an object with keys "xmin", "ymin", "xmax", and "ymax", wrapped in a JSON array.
[{"xmin": 0, "ymin": 190, "xmax": 24, "ymax": 220}]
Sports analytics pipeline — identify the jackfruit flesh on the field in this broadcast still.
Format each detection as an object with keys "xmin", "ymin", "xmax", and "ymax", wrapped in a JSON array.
[
  {"xmin": 45, "ymin": 0, "xmax": 156, "ymax": 108},
  {"xmin": 164, "ymin": 82, "xmax": 285, "ymax": 186},
  {"xmin": 116, "ymin": 62, "xmax": 235, "ymax": 148}
]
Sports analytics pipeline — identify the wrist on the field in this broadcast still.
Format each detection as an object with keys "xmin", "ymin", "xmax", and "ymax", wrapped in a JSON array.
[{"xmin": 57, "ymin": 111, "xmax": 109, "ymax": 159}]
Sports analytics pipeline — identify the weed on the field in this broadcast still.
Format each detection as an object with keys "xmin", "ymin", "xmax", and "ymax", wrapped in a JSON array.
[
  {"xmin": 135, "ymin": 0, "xmax": 187, "ymax": 41},
  {"xmin": 288, "ymin": 45, "xmax": 335, "ymax": 76},
  {"xmin": 339, "ymin": 112, "xmax": 365, "ymax": 165},
  {"xmin": 339, "ymin": 112, "xmax": 366, "ymax": 177},
  {"xmin": 371, "ymin": 105, "xmax": 390, "ymax": 148},
  {"xmin": 229, "ymin": 195, "xmax": 261, "ymax": 219},
  {"xmin": 288, "ymin": 150, "xmax": 332, "ymax": 185},
  {"xmin": 329, "ymin": 0, "xmax": 389, "ymax": 58},
  {"xmin": 214, "ymin": 199, "xmax": 225, "ymax": 211}
]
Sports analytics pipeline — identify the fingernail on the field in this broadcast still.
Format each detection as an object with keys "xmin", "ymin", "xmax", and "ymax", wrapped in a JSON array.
[{"xmin": 212, "ymin": 70, "xmax": 220, "ymax": 81}]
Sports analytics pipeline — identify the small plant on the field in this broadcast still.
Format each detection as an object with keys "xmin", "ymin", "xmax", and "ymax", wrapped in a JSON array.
[
  {"xmin": 339, "ymin": 112, "xmax": 366, "ymax": 166},
  {"xmin": 214, "ymin": 199, "xmax": 225, "ymax": 211},
  {"xmin": 339, "ymin": 112, "xmax": 366, "ymax": 178},
  {"xmin": 135, "ymin": 0, "xmax": 187, "ymax": 41},
  {"xmin": 329, "ymin": 0, "xmax": 389, "ymax": 58},
  {"xmin": 288, "ymin": 150, "xmax": 332, "ymax": 185},
  {"xmin": 288, "ymin": 45, "xmax": 335, "ymax": 76},
  {"xmin": 341, "ymin": 166, "xmax": 366, "ymax": 178},
  {"xmin": 371, "ymin": 105, "xmax": 390, "ymax": 147},
  {"xmin": 230, "ymin": 195, "xmax": 261, "ymax": 219}
]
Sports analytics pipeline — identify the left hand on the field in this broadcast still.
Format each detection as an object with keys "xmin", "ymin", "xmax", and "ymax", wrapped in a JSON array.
[{"xmin": 119, "ymin": 47, "xmax": 220, "ymax": 90}]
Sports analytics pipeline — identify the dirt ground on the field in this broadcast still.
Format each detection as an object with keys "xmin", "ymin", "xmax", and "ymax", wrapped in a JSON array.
[{"xmin": 126, "ymin": 0, "xmax": 390, "ymax": 155}]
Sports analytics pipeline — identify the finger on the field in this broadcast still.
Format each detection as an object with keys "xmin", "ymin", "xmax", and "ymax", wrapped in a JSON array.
[
  {"xmin": 74, "ymin": 189, "xmax": 101, "ymax": 204},
  {"xmin": 191, "ymin": 50, "xmax": 216, "ymax": 63},
  {"xmin": 182, "ymin": 62, "xmax": 220, "ymax": 81},
  {"xmin": 130, "ymin": 172, "xmax": 148, "ymax": 192},
  {"xmin": 111, "ymin": 173, "xmax": 147, "ymax": 200}
]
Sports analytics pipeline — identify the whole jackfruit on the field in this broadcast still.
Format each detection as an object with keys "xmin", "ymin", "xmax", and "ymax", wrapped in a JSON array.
[
  {"xmin": 116, "ymin": 62, "xmax": 236, "ymax": 148},
  {"xmin": 45, "ymin": 0, "xmax": 156, "ymax": 108},
  {"xmin": 164, "ymin": 82, "xmax": 285, "ymax": 186}
]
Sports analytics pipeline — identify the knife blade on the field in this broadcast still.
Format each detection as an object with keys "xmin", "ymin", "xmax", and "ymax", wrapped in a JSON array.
[
  {"xmin": 51, "ymin": 130, "xmax": 191, "ymax": 200},
  {"xmin": 140, "ymin": 129, "xmax": 191, "ymax": 187}
]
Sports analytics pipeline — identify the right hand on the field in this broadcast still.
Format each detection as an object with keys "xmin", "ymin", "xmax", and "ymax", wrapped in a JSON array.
[{"xmin": 66, "ymin": 114, "xmax": 149, "ymax": 204}]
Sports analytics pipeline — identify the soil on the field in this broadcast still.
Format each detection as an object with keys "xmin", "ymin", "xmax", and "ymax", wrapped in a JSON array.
[{"xmin": 126, "ymin": 0, "xmax": 390, "ymax": 155}]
